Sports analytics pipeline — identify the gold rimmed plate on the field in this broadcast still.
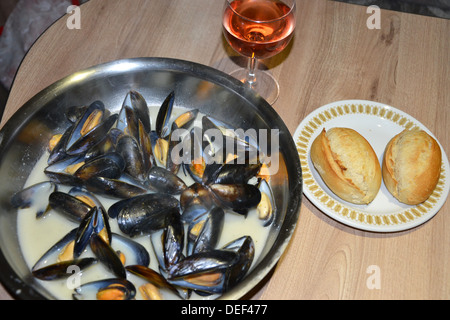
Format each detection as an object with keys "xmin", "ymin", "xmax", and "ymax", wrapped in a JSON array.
[{"xmin": 293, "ymin": 100, "xmax": 449, "ymax": 232}]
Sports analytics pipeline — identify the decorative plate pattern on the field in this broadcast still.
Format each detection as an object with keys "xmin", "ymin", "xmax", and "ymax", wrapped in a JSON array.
[{"xmin": 293, "ymin": 100, "xmax": 449, "ymax": 232}]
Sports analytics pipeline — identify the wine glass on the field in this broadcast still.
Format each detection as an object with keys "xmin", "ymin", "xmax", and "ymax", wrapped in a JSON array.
[{"xmin": 222, "ymin": 0, "xmax": 296, "ymax": 104}]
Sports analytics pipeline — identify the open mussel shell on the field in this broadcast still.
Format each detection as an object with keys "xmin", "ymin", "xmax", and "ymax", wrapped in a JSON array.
[
  {"xmin": 84, "ymin": 128, "xmax": 121, "ymax": 161},
  {"xmin": 74, "ymin": 152, "xmax": 125, "ymax": 181},
  {"xmin": 162, "ymin": 213, "xmax": 184, "ymax": 269},
  {"xmin": 47, "ymin": 124, "xmax": 73, "ymax": 165},
  {"xmin": 73, "ymin": 278, "xmax": 136, "ymax": 300},
  {"xmin": 116, "ymin": 103, "xmax": 138, "ymax": 139},
  {"xmin": 32, "ymin": 258, "xmax": 97, "ymax": 281},
  {"xmin": 84, "ymin": 174, "xmax": 149, "ymax": 199},
  {"xmin": 90, "ymin": 234, "xmax": 126, "ymax": 279},
  {"xmin": 126, "ymin": 264, "xmax": 180, "ymax": 297},
  {"xmin": 156, "ymin": 91, "xmax": 175, "ymax": 139},
  {"xmin": 167, "ymin": 235, "xmax": 255, "ymax": 295},
  {"xmin": 222, "ymin": 236, "xmax": 255, "ymax": 287},
  {"xmin": 208, "ymin": 184, "xmax": 261, "ymax": 214},
  {"xmin": 257, "ymin": 179, "xmax": 276, "ymax": 227},
  {"xmin": 44, "ymin": 156, "xmax": 85, "ymax": 186},
  {"xmin": 32, "ymin": 228, "xmax": 78, "ymax": 272},
  {"xmin": 74, "ymin": 206, "xmax": 111, "ymax": 258},
  {"xmin": 180, "ymin": 183, "xmax": 214, "ymax": 223},
  {"xmin": 167, "ymin": 250, "xmax": 240, "ymax": 294},
  {"xmin": 110, "ymin": 233, "xmax": 150, "ymax": 267},
  {"xmin": 203, "ymin": 162, "xmax": 262, "ymax": 185},
  {"xmin": 182, "ymin": 127, "xmax": 207, "ymax": 183},
  {"xmin": 187, "ymin": 207, "xmax": 224, "ymax": 256},
  {"xmin": 119, "ymin": 90, "xmax": 151, "ymax": 136},
  {"xmin": 66, "ymin": 101, "xmax": 118, "ymax": 156},
  {"xmin": 10, "ymin": 181, "xmax": 56, "ymax": 218}
]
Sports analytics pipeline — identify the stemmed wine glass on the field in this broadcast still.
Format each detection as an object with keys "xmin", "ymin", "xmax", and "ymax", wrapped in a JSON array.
[{"xmin": 222, "ymin": 0, "xmax": 296, "ymax": 104}]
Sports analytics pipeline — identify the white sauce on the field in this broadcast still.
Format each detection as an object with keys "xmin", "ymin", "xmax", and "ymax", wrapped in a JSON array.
[{"xmin": 16, "ymin": 107, "xmax": 271, "ymax": 300}]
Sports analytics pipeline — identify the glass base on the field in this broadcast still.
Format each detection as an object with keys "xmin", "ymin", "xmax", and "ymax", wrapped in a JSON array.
[{"xmin": 229, "ymin": 68, "xmax": 280, "ymax": 105}]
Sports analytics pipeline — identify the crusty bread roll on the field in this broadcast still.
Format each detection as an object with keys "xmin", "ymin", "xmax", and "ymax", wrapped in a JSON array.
[
  {"xmin": 382, "ymin": 129, "xmax": 441, "ymax": 205},
  {"xmin": 310, "ymin": 127, "xmax": 381, "ymax": 204}
]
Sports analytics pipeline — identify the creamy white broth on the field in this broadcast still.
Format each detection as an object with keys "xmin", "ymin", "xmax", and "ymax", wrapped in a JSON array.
[{"xmin": 16, "ymin": 107, "xmax": 272, "ymax": 300}]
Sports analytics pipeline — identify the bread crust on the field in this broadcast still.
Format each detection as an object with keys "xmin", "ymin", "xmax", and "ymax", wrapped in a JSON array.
[
  {"xmin": 310, "ymin": 128, "xmax": 381, "ymax": 204},
  {"xmin": 382, "ymin": 129, "xmax": 441, "ymax": 205}
]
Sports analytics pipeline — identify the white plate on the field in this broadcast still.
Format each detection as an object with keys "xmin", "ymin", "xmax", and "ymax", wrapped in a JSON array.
[{"xmin": 293, "ymin": 100, "xmax": 450, "ymax": 232}]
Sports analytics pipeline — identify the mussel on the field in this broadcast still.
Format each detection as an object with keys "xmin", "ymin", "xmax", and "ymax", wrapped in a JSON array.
[
  {"xmin": 44, "ymin": 155, "xmax": 85, "ymax": 186},
  {"xmin": 31, "ymin": 228, "xmax": 98, "ymax": 281},
  {"xmin": 187, "ymin": 207, "xmax": 224, "ymax": 256},
  {"xmin": 202, "ymin": 162, "xmax": 262, "ymax": 185},
  {"xmin": 162, "ymin": 213, "xmax": 184, "ymax": 269},
  {"xmin": 73, "ymin": 278, "xmax": 136, "ymax": 300},
  {"xmin": 167, "ymin": 250, "xmax": 240, "ymax": 294},
  {"xmin": 155, "ymin": 91, "xmax": 175, "ymax": 139},
  {"xmin": 110, "ymin": 233, "xmax": 150, "ymax": 267},
  {"xmin": 90, "ymin": 233, "xmax": 126, "ymax": 279},
  {"xmin": 116, "ymin": 134, "xmax": 146, "ymax": 182},
  {"xmin": 65, "ymin": 101, "xmax": 118, "ymax": 156},
  {"xmin": 257, "ymin": 179, "xmax": 276, "ymax": 227},
  {"xmin": 73, "ymin": 206, "xmax": 111, "ymax": 258},
  {"xmin": 32, "ymin": 258, "xmax": 98, "ymax": 281},
  {"xmin": 126, "ymin": 264, "xmax": 180, "ymax": 298},
  {"xmin": 84, "ymin": 174, "xmax": 150, "ymax": 199},
  {"xmin": 208, "ymin": 183, "xmax": 261, "ymax": 215},
  {"xmin": 222, "ymin": 236, "xmax": 255, "ymax": 287},
  {"xmin": 49, "ymin": 191, "xmax": 92, "ymax": 222},
  {"xmin": 74, "ymin": 152, "xmax": 125, "ymax": 181},
  {"xmin": 146, "ymin": 166, "xmax": 187, "ymax": 195},
  {"xmin": 167, "ymin": 234, "xmax": 255, "ymax": 295},
  {"xmin": 118, "ymin": 90, "xmax": 151, "ymax": 137},
  {"xmin": 153, "ymin": 91, "xmax": 199, "ymax": 173},
  {"xmin": 180, "ymin": 183, "xmax": 213, "ymax": 223},
  {"xmin": 11, "ymin": 181, "xmax": 56, "ymax": 218},
  {"xmin": 110, "ymin": 193, "xmax": 180, "ymax": 237}
]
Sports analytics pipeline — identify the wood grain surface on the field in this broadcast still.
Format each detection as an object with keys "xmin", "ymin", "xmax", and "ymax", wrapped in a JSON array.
[{"xmin": 1, "ymin": 0, "xmax": 449, "ymax": 300}]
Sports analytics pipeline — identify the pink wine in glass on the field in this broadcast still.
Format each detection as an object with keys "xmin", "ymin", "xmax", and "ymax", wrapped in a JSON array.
[{"xmin": 223, "ymin": 0, "xmax": 295, "ymax": 60}]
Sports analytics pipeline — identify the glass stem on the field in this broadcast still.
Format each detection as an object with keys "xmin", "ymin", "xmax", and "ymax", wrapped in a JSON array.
[{"xmin": 246, "ymin": 56, "xmax": 258, "ymax": 88}]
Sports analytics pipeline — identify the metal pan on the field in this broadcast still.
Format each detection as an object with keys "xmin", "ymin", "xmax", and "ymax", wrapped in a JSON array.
[{"xmin": 0, "ymin": 58, "xmax": 302, "ymax": 299}]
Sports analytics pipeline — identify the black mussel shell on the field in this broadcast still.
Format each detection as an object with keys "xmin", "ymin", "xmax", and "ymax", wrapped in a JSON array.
[
  {"xmin": 146, "ymin": 166, "xmax": 187, "ymax": 195},
  {"xmin": 49, "ymin": 191, "xmax": 92, "ymax": 222},
  {"xmin": 156, "ymin": 91, "xmax": 175, "ymax": 139},
  {"xmin": 208, "ymin": 184, "xmax": 261, "ymax": 213},
  {"xmin": 90, "ymin": 234, "xmax": 126, "ymax": 279},
  {"xmin": 114, "ymin": 193, "xmax": 180, "ymax": 237},
  {"xmin": 116, "ymin": 135, "xmax": 146, "ymax": 182},
  {"xmin": 73, "ymin": 278, "xmax": 136, "ymax": 300},
  {"xmin": 187, "ymin": 207, "xmax": 224, "ymax": 256},
  {"xmin": 167, "ymin": 250, "xmax": 240, "ymax": 294},
  {"xmin": 111, "ymin": 233, "xmax": 150, "ymax": 267},
  {"xmin": 84, "ymin": 174, "xmax": 149, "ymax": 199},
  {"xmin": 32, "ymin": 258, "xmax": 97, "ymax": 281},
  {"xmin": 11, "ymin": 181, "xmax": 56, "ymax": 218}
]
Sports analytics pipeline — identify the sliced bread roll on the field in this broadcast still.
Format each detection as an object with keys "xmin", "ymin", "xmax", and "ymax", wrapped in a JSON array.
[
  {"xmin": 310, "ymin": 127, "xmax": 381, "ymax": 204},
  {"xmin": 382, "ymin": 129, "xmax": 441, "ymax": 205}
]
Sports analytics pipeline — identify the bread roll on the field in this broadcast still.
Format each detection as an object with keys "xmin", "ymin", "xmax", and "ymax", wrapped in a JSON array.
[
  {"xmin": 382, "ymin": 129, "xmax": 441, "ymax": 205},
  {"xmin": 310, "ymin": 127, "xmax": 381, "ymax": 204}
]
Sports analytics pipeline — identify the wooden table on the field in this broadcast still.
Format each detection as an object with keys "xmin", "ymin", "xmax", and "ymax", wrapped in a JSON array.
[{"xmin": 1, "ymin": 0, "xmax": 449, "ymax": 300}]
